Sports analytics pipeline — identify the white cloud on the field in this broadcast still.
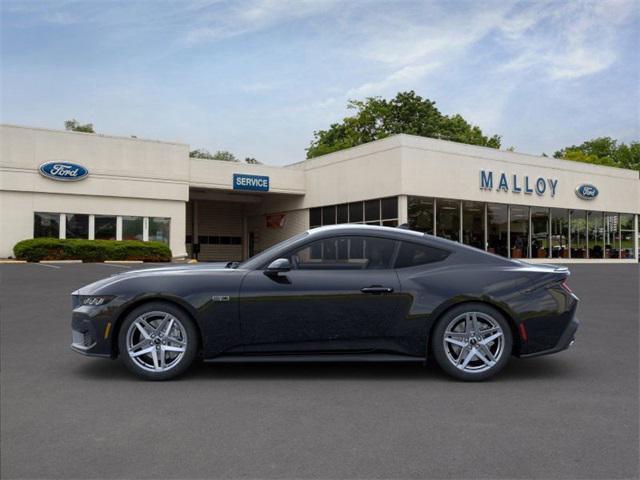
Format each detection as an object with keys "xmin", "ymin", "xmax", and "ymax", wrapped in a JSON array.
[
  {"xmin": 183, "ymin": 0, "xmax": 341, "ymax": 44},
  {"xmin": 499, "ymin": 0, "xmax": 637, "ymax": 80},
  {"xmin": 347, "ymin": 63, "xmax": 440, "ymax": 97}
]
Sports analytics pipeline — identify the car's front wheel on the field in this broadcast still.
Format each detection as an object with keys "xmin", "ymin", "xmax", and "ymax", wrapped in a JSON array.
[
  {"xmin": 118, "ymin": 302, "xmax": 198, "ymax": 380},
  {"xmin": 431, "ymin": 303, "xmax": 512, "ymax": 381}
]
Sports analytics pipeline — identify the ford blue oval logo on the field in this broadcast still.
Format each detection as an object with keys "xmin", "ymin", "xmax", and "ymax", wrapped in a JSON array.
[
  {"xmin": 39, "ymin": 161, "xmax": 89, "ymax": 182},
  {"xmin": 575, "ymin": 184, "xmax": 598, "ymax": 200}
]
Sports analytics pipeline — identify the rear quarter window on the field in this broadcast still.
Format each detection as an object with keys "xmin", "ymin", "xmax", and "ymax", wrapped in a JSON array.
[{"xmin": 395, "ymin": 241, "xmax": 450, "ymax": 268}]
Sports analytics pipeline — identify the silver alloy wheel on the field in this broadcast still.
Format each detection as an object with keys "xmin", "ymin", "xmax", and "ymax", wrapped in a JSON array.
[
  {"xmin": 125, "ymin": 311, "xmax": 187, "ymax": 373},
  {"xmin": 442, "ymin": 311, "xmax": 505, "ymax": 373}
]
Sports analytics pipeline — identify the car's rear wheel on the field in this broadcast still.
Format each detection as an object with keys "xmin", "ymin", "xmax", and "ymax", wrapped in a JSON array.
[
  {"xmin": 431, "ymin": 303, "xmax": 512, "ymax": 381},
  {"xmin": 118, "ymin": 302, "xmax": 198, "ymax": 380}
]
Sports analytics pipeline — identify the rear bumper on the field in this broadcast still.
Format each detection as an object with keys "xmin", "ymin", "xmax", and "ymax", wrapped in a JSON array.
[{"xmin": 519, "ymin": 316, "xmax": 579, "ymax": 358}]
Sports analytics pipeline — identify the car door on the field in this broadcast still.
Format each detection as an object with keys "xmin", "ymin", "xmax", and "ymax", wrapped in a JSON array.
[{"xmin": 238, "ymin": 235, "xmax": 402, "ymax": 353}]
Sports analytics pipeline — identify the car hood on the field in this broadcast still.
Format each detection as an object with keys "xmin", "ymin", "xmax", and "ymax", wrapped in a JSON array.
[{"xmin": 72, "ymin": 263, "xmax": 245, "ymax": 295}]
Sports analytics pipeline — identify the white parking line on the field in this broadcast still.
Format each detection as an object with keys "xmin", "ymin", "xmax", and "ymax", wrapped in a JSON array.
[
  {"xmin": 97, "ymin": 263, "xmax": 132, "ymax": 269},
  {"xmin": 35, "ymin": 263, "xmax": 61, "ymax": 269}
]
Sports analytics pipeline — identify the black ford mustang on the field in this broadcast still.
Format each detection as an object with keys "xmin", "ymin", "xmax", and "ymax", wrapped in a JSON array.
[{"xmin": 71, "ymin": 225, "xmax": 579, "ymax": 381}]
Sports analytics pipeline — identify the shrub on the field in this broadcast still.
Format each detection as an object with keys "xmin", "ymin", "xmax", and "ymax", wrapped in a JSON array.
[{"xmin": 13, "ymin": 238, "xmax": 172, "ymax": 262}]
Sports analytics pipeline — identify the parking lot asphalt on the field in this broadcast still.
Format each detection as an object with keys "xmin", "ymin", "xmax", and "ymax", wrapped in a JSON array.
[{"xmin": 0, "ymin": 262, "xmax": 638, "ymax": 479}]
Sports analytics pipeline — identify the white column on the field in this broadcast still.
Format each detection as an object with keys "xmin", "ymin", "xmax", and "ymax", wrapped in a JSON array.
[
  {"xmin": 143, "ymin": 217, "xmax": 149, "ymax": 242},
  {"xmin": 116, "ymin": 216, "xmax": 123, "ymax": 241},
  {"xmin": 585, "ymin": 213, "xmax": 589, "ymax": 259},
  {"xmin": 483, "ymin": 203, "xmax": 488, "ymax": 251},
  {"xmin": 59, "ymin": 213, "xmax": 66, "ymax": 239},
  {"xmin": 568, "ymin": 211, "xmax": 572, "ymax": 259},
  {"xmin": 547, "ymin": 209, "xmax": 552, "ymax": 258},
  {"xmin": 507, "ymin": 205, "xmax": 511, "ymax": 258},
  {"xmin": 459, "ymin": 201, "xmax": 463, "ymax": 243},
  {"xmin": 433, "ymin": 198, "xmax": 437, "ymax": 235},
  {"xmin": 528, "ymin": 207, "xmax": 532, "ymax": 259},
  {"xmin": 88, "ymin": 215, "xmax": 95, "ymax": 240},
  {"xmin": 634, "ymin": 214, "xmax": 639, "ymax": 260},
  {"xmin": 398, "ymin": 195, "xmax": 408, "ymax": 225}
]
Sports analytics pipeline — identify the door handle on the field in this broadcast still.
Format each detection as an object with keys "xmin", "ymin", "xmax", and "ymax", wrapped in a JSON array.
[{"xmin": 360, "ymin": 286, "xmax": 394, "ymax": 294}]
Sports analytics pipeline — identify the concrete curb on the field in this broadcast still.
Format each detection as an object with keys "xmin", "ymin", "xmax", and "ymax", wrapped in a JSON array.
[
  {"xmin": 40, "ymin": 260, "xmax": 82, "ymax": 264},
  {"xmin": 0, "ymin": 259, "xmax": 27, "ymax": 264},
  {"xmin": 103, "ymin": 260, "xmax": 144, "ymax": 264}
]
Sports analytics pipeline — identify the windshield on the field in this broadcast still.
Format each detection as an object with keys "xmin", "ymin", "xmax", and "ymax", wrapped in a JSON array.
[{"xmin": 239, "ymin": 231, "xmax": 309, "ymax": 270}]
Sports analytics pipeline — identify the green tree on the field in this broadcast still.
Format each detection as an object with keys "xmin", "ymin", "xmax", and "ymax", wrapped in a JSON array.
[
  {"xmin": 554, "ymin": 137, "xmax": 640, "ymax": 171},
  {"xmin": 306, "ymin": 91, "xmax": 501, "ymax": 158},
  {"xmin": 64, "ymin": 119, "xmax": 94, "ymax": 133},
  {"xmin": 189, "ymin": 149, "xmax": 239, "ymax": 162},
  {"xmin": 189, "ymin": 149, "xmax": 215, "ymax": 159},
  {"xmin": 211, "ymin": 150, "xmax": 238, "ymax": 162}
]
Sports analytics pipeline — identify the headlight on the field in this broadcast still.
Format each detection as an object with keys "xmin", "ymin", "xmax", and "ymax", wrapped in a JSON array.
[{"xmin": 79, "ymin": 295, "xmax": 115, "ymax": 306}]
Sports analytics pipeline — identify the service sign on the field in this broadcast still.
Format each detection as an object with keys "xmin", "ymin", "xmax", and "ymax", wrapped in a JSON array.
[
  {"xmin": 233, "ymin": 173, "xmax": 269, "ymax": 192},
  {"xmin": 575, "ymin": 184, "xmax": 598, "ymax": 200},
  {"xmin": 39, "ymin": 161, "xmax": 89, "ymax": 182}
]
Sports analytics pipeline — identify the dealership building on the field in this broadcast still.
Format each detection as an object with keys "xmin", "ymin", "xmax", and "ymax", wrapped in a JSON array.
[{"xmin": 1, "ymin": 123, "xmax": 638, "ymax": 262}]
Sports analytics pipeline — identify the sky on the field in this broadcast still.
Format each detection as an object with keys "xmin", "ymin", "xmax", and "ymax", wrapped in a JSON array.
[{"xmin": 1, "ymin": 0, "xmax": 639, "ymax": 165}]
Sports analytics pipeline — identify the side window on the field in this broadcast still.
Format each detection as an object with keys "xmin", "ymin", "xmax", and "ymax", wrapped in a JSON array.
[
  {"xmin": 288, "ymin": 236, "xmax": 397, "ymax": 270},
  {"xmin": 395, "ymin": 241, "xmax": 449, "ymax": 268}
]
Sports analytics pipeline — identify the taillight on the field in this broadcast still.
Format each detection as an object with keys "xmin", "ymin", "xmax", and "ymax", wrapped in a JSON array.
[{"xmin": 560, "ymin": 280, "xmax": 573, "ymax": 294}]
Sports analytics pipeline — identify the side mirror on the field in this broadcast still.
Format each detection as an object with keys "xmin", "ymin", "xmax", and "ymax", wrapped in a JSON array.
[{"xmin": 265, "ymin": 258, "xmax": 291, "ymax": 274}]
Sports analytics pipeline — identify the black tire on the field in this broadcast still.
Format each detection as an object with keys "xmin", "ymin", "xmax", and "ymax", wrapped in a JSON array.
[
  {"xmin": 431, "ymin": 303, "xmax": 512, "ymax": 381},
  {"xmin": 118, "ymin": 301, "xmax": 198, "ymax": 381}
]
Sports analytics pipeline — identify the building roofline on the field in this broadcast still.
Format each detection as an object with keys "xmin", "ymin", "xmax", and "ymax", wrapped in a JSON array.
[
  {"xmin": 0, "ymin": 123, "xmax": 189, "ymax": 147},
  {"xmin": 288, "ymin": 133, "xmax": 639, "ymax": 179}
]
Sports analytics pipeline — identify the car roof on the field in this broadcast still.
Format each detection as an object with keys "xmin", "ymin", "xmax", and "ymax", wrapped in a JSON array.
[{"xmin": 307, "ymin": 224, "xmax": 426, "ymax": 239}]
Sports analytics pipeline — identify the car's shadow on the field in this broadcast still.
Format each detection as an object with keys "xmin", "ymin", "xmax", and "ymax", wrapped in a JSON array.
[{"xmin": 74, "ymin": 356, "xmax": 579, "ymax": 383}]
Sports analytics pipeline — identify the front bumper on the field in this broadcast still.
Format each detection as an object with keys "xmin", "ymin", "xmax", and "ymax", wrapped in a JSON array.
[
  {"xmin": 70, "ymin": 304, "xmax": 117, "ymax": 358},
  {"xmin": 519, "ymin": 315, "xmax": 579, "ymax": 358}
]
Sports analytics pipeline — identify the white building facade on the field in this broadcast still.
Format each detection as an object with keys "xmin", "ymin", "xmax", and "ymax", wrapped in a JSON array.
[{"xmin": 1, "ymin": 124, "xmax": 638, "ymax": 262}]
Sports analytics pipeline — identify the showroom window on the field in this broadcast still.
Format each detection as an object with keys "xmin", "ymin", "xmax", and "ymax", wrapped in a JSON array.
[
  {"xmin": 604, "ymin": 213, "xmax": 619, "ymax": 259},
  {"xmin": 65, "ymin": 214, "xmax": 89, "ymax": 239},
  {"xmin": 348, "ymin": 202, "xmax": 364, "ymax": 223},
  {"xmin": 34, "ymin": 212, "xmax": 60, "ymax": 238},
  {"xmin": 31, "ymin": 213, "xmax": 170, "ymax": 245},
  {"xmin": 570, "ymin": 210, "xmax": 587, "ymax": 259},
  {"xmin": 487, "ymin": 203, "xmax": 508, "ymax": 257},
  {"xmin": 149, "ymin": 217, "xmax": 170, "ymax": 245},
  {"xmin": 436, "ymin": 199, "xmax": 460, "ymax": 242},
  {"xmin": 309, "ymin": 197, "xmax": 399, "ymax": 228},
  {"xmin": 364, "ymin": 200, "xmax": 380, "ymax": 224},
  {"xmin": 405, "ymin": 199, "xmax": 636, "ymax": 261},
  {"xmin": 509, "ymin": 206, "xmax": 529, "ymax": 259},
  {"xmin": 337, "ymin": 204, "xmax": 349, "ymax": 223},
  {"xmin": 95, "ymin": 215, "xmax": 117, "ymax": 240},
  {"xmin": 122, "ymin": 216, "xmax": 143, "ymax": 241},
  {"xmin": 531, "ymin": 207, "xmax": 550, "ymax": 258},
  {"xmin": 462, "ymin": 201, "xmax": 484, "ymax": 250},
  {"xmin": 551, "ymin": 209, "xmax": 570, "ymax": 259},
  {"xmin": 588, "ymin": 211, "xmax": 604, "ymax": 259},
  {"xmin": 407, "ymin": 196, "xmax": 434, "ymax": 234},
  {"xmin": 322, "ymin": 205, "xmax": 336, "ymax": 225},
  {"xmin": 620, "ymin": 214, "xmax": 636, "ymax": 259}
]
